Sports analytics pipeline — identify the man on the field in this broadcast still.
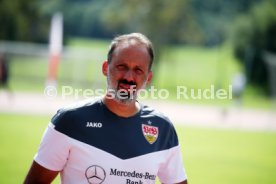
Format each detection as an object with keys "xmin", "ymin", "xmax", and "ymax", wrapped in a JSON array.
[{"xmin": 24, "ymin": 33, "xmax": 188, "ymax": 184}]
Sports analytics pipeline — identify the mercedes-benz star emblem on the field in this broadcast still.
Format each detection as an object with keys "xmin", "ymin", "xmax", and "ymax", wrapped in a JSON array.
[{"xmin": 85, "ymin": 165, "xmax": 106, "ymax": 184}]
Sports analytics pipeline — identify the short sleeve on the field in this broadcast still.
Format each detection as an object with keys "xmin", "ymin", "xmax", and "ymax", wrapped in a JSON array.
[
  {"xmin": 157, "ymin": 145, "xmax": 187, "ymax": 183},
  {"xmin": 34, "ymin": 123, "xmax": 71, "ymax": 171}
]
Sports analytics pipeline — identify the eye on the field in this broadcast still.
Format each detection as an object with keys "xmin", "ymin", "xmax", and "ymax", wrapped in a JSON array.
[
  {"xmin": 116, "ymin": 64, "xmax": 127, "ymax": 71},
  {"xmin": 135, "ymin": 68, "xmax": 144, "ymax": 75}
]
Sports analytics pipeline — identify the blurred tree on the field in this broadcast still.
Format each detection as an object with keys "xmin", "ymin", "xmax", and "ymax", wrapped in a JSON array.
[
  {"xmin": 39, "ymin": 0, "xmax": 112, "ymax": 43},
  {"xmin": 190, "ymin": 0, "xmax": 260, "ymax": 46},
  {"xmin": 1, "ymin": 0, "xmax": 262, "ymax": 45},
  {"xmin": 38, "ymin": 0, "xmax": 261, "ymax": 47},
  {"xmin": 0, "ymin": 0, "xmax": 49, "ymax": 42},
  {"xmin": 232, "ymin": 0, "xmax": 276, "ymax": 95},
  {"xmin": 101, "ymin": 0, "xmax": 202, "ymax": 63}
]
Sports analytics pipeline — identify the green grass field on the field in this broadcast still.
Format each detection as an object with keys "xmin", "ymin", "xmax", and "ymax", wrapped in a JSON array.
[{"xmin": 0, "ymin": 113, "xmax": 275, "ymax": 184}]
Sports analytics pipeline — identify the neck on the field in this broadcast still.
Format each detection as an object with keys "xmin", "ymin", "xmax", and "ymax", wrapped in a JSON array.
[{"xmin": 103, "ymin": 95, "xmax": 140, "ymax": 118}]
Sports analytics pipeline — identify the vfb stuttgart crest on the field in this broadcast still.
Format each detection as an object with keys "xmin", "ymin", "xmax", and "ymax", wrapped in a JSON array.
[{"xmin": 142, "ymin": 124, "xmax": 158, "ymax": 144}]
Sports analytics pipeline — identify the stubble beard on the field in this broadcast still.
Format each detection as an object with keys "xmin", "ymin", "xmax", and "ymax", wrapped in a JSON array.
[{"xmin": 106, "ymin": 77, "xmax": 137, "ymax": 105}]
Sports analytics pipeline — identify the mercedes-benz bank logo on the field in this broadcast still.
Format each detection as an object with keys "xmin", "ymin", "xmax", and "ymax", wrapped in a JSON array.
[{"xmin": 85, "ymin": 165, "xmax": 106, "ymax": 184}]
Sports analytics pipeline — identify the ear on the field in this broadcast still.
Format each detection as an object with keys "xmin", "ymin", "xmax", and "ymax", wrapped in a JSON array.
[
  {"xmin": 102, "ymin": 61, "xmax": 108, "ymax": 76},
  {"xmin": 146, "ymin": 71, "xmax": 153, "ymax": 86}
]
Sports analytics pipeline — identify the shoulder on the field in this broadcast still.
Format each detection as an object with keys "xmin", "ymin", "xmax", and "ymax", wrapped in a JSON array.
[
  {"xmin": 51, "ymin": 98, "xmax": 102, "ymax": 128},
  {"xmin": 141, "ymin": 103, "xmax": 173, "ymax": 127}
]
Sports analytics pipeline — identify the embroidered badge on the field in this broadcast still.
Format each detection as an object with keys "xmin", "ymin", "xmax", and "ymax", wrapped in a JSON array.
[{"xmin": 142, "ymin": 124, "xmax": 158, "ymax": 144}]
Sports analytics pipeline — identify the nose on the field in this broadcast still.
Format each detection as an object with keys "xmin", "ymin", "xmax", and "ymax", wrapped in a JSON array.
[{"xmin": 124, "ymin": 70, "xmax": 135, "ymax": 82}]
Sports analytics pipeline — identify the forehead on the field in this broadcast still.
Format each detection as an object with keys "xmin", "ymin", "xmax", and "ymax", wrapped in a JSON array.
[{"xmin": 111, "ymin": 41, "xmax": 151, "ymax": 67}]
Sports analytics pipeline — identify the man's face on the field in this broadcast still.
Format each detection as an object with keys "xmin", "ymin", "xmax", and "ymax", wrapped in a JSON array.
[{"xmin": 102, "ymin": 42, "xmax": 153, "ymax": 103}]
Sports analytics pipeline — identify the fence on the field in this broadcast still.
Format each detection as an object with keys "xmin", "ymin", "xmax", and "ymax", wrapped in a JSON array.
[{"xmin": 0, "ymin": 41, "xmax": 107, "ymax": 93}]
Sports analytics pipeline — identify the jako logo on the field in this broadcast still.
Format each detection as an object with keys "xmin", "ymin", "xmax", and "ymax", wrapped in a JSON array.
[{"xmin": 86, "ymin": 122, "xmax": 102, "ymax": 128}]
